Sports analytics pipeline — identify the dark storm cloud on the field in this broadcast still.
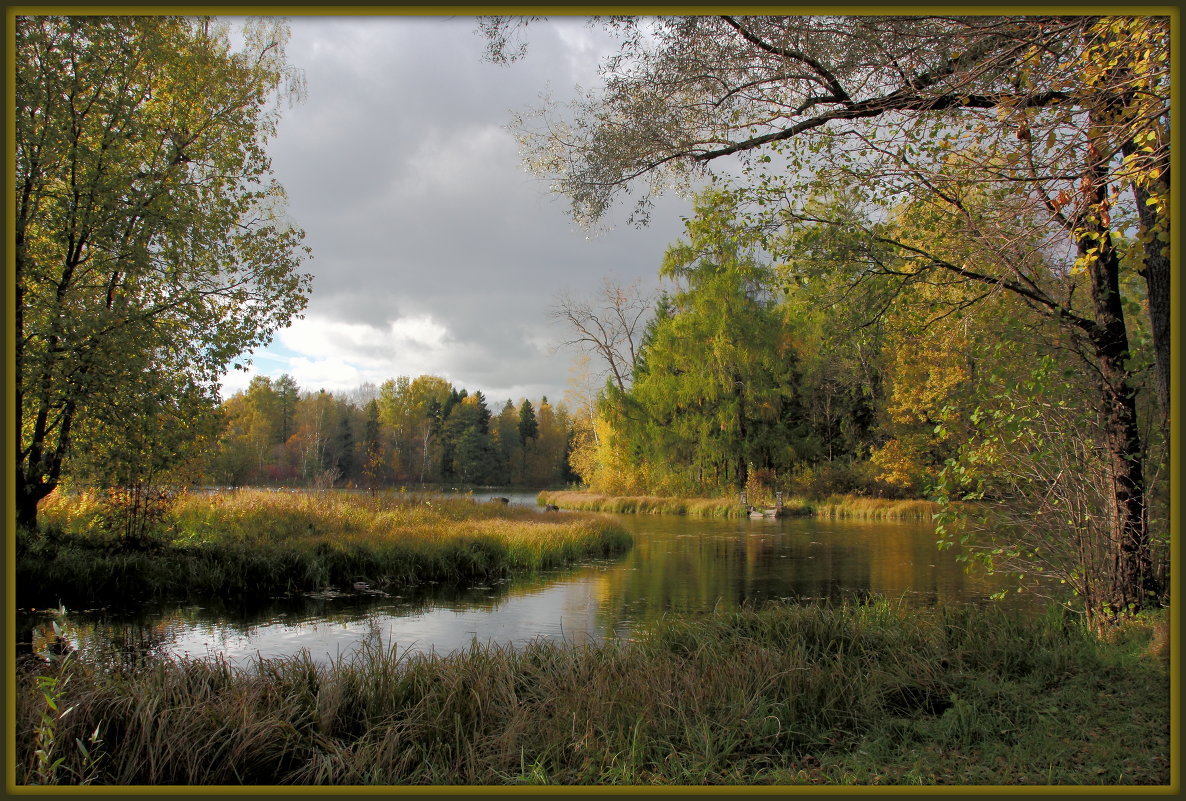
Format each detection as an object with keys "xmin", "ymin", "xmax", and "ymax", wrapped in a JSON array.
[{"xmin": 229, "ymin": 16, "xmax": 690, "ymax": 402}]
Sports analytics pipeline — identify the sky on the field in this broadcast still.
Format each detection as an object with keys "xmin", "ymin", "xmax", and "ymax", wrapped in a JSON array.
[{"xmin": 221, "ymin": 15, "xmax": 695, "ymax": 410}]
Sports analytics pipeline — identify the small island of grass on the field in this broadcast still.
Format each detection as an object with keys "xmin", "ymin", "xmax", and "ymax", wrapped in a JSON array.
[
  {"xmin": 17, "ymin": 489, "xmax": 632, "ymax": 609},
  {"xmin": 537, "ymin": 489, "xmax": 939, "ymax": 521}
]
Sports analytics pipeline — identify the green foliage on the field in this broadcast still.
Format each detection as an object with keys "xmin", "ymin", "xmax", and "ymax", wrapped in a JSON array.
[
  {"xmin": 490, "ymin": 14, "xmax": 1169, "ymax": 619},
  {"xmin": 15, "ymin": 17, "xmax": 312, "ymax": 527},
  {"xmin": 578, "ymin": 189, "xmax": 897, "ymax": 499},
  {"xmin": 600, "ymin": 192, "xmax": 809, "ymax": 495},
  {"xmin": 25, "ymin": 612, "xmax": 106, "ymax": 786},
  {"xmin": 933, "ymin": 352, "xmax": 1168, "ymax": 623},
  {"xmin": 517, "ymin": 399, "xmax": 539, "ymax": 444},
  {"xmin": 443, "ymin": 394, "xmax": 500, "ymax": 483}
]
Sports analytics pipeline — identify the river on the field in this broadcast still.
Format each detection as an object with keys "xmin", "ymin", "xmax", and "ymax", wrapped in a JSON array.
[{"xmin": 29, "ymin": 491, "xmax": 1043, "ymax": 667}]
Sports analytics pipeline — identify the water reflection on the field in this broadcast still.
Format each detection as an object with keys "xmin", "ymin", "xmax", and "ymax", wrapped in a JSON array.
[{"xmin": 21, "ymin": 493, "xmax": 1054, "ymax": 667}]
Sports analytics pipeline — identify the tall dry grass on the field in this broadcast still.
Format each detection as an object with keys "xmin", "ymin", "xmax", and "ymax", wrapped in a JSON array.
[
  {"xmin": 810, "ymin": 495, "xmax": 939, "ymax": 521},
  {"xmin": 21, "ymin": 490, "xmax": 631, "ymax": 608},
  {"xmin": 15, "ymin": 601, "xmax": 1170, "ymax": 785},
  {"xmin": 538, "ymin": 490, "xmax": 933, "ymax": 521},
  {"xmin": 538, "ymin": 490, "xmax": 744, "ymax": 517}
]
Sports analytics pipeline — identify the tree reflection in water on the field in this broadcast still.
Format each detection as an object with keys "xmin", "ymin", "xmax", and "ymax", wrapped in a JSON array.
[{"xmin": 19, "ymin": 510, "xmax": 1050, "ymax": 668}]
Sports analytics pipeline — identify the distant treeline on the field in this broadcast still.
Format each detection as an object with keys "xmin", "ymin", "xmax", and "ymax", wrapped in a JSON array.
[{"xmin": 205, "ymin": 374, "xmax": 576, "ymax": 489}]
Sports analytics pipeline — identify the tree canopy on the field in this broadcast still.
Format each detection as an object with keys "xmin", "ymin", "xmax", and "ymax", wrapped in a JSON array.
[
  {"xmin": 15, "ymin": 16, "xmax": 313, "ymax": 528},
  {"xmin": 486, "ymin": 14, "xmax": 1171, "ymax": 618},
  {"xmin": 485, "ymin": 14, "xmax": 1170, "ymax": 413}
]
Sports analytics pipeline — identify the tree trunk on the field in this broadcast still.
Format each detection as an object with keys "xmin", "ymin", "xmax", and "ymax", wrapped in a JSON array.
[
  {"xmin": 16, "ymin": 491, "xmax": 37, "ymax": 531},
  {"xmin": 1121, "ymin": 149, "xmax": 1172, "ymax": 427},
  {"xmin": 735, "ymin": 374, "xmax": 748, "ymax": 493},
  {"xmin": 1141, "ymin": 238, "xmax": 1172, "ymax": 423},
  {"xmin": 1081, "ymin": 165, "xmax": 1159, "ymax": 614},
  {"xmin": 16, "ymin": 473, "xmax": 52, "ymax": 531},
  {"xmin": 1090, "ymin": 331, "xmax": 1156, "ymax": 613}
]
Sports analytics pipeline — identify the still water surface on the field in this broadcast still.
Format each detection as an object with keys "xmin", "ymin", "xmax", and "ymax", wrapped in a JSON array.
[{"xmin": 40, "ymin": 492, "xmax": 1037, "ymax": 666}]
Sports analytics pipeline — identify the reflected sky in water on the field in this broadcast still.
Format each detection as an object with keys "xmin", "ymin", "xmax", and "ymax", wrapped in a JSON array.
[{"xmin": 27, "ymin": 492, "xmax": 1055, "ymax": 667}]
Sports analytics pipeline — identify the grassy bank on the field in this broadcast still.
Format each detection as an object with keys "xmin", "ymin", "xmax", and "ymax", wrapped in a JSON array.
[
  {"xmin": 538, "ymin": 490, "xmax": 761, "ymax": 518},
  {"xmin": 539, "ymin": 490, "xmax": 938, "ymax": 521},
  {"xmin": 18, "ymin": 490, "xmax": 632, "ymax": 608},
  {"xmin": 16, "ymin": 600, "xmax": 1169, "ymax": 786}
]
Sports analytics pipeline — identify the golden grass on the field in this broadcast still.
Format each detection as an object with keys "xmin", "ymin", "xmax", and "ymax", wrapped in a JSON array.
[
  {"xmin": 810, "ymin": 494, "xmax": 940, "ymax": 521},
  {"xmin": 170, "ymin": 489, "xmax": 608, "ymax": 548},
  {"xmin": 538, "ymin": 490, "xmax": 750, "ymax": 518},
  {"xmin": 538, "ymin": 490, "xmax": 935, "ymax": 521},
  {"xmin": 25, "ymin": 489, "xmax": 632, "ymax": 606}
]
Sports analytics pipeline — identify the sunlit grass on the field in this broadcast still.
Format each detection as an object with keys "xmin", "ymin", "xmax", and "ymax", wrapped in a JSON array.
[
  {"xmin": 22, "ymin": 490, "xmax": 632, "ymax": 608},
  {"xmin": 537, "ymin": 490, "xmax": 772, "ymax": 517},
  {"xmin": 16, "ymin": 600, "xmax": 1169, "ymax": 785},
  {"xmin": 538, "ymin": 490, "xmax": 933, "ymax": 521},
  {"xmin": 810, "ymin": 495, "xmax": 939, "ymax": 521}
]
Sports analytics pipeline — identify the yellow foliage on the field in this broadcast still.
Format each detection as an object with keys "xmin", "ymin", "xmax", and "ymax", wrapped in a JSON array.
[
  {"xmin": 570, "ymin": 414, "xmax": 648, "ymax": 496},
  {"xmin": 869, "ymin": 438, "xmax": 931, "ymax": 493},
  {"xmin": 566, "ymin": 414, "xmax": 601, "ymax": 488}
]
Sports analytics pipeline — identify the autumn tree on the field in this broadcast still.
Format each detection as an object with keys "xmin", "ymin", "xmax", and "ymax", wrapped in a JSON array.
[
  {"xmin": 485, "ymin": 15, "xmax": 1169, "ymax": 409},
  {"xmin": 865, "ymin": 266, "xmax": 1012, "ymax": 498},
  {"xmin": 66, "ymin": 370, "xmax": 223, "ymax": 543},
  {"xmin": 377, "ymin": 375, "xmax": 453, "ymax": 482},
  {"xmin": 290, "ymin": 390, "xmax": 337, "ymax": 486},
  {"xmin": 274, "ymin": 373, "xmax": 300, "ymax": 444},
  {"xmin": 783, "ymin": 181, "xmax": 1163, "ymax": 614},
  {"xmin": 483, "ymin": 13, "xmax": 1169, "ymax": 615},
  {"xmin": 207, "ymin": 394, "xmax": 256, "ymax": 487},
  {"xmin": 327, "ymin": 405, "xmax": 356, "ymax": 482},
  {"xmin": 935, "ymin": 351, "xmax": 1171, "ymax": 623},
  {"xmin": 522, "ymin": 397, "xmax": 571, "ymax": 486},
  {"xmin": 207, "ymin": 374, "xmax": 305, "ymax": 485},
  {"xmin": 493, "ymin": 399, "xmax": 523, "ymax": 481},
  {"xmin": 359, "ymin": 398, "xmax": 386, "ymax": 492},
  {"xmin": 15, "ymin": 16, "xmax": 312, "ymax": 528}
]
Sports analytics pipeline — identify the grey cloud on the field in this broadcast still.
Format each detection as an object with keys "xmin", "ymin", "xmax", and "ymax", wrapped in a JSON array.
[{"xmin": 248, "ymin": 16, "xmax": 694, "ymax": 402}]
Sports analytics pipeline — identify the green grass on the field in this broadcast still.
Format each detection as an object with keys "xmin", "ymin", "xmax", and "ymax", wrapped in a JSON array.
[
  {"xmin": 18, "ymin": 489, "xmax": 632, "ymax": 608},
  {"xmin": 539, "ymin": 490, "xmax": 936, "ymax": 521},
  {"xmin": 15, "ymin": 600, "xmax": 1169, "ymax": 786}
]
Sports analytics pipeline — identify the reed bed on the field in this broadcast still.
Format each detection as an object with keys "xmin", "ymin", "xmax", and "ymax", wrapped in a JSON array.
[
  {"xmin": 538, "ymin": 490, "xmax": 767, "ymax": 518},
  {"xmin": 538, "ymin": 490, "xmax": 931, "ymax": 521},
  {"xmin": 15, "ymin": 600, "xmax": 1169, "ymax": 786},
  {"xmin": 810, "ymin": 495, "xmax": 940, "ymax": 521},
  {"xmin": 20, "ymin": 490, "xmax": 632, "ymax": 608}
]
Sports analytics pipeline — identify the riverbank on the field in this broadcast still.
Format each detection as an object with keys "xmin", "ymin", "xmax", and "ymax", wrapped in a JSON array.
[
  {"xmin": 17, "ymin": 489, "xmax": 632, "ymax": 609},
  {"xmin": 538, "ymin": 490, "xmax": 939, "ymax": 521},
  {"xmin": 16, "ymin": 600, "xmax": 1169, "ymax": 786}
]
